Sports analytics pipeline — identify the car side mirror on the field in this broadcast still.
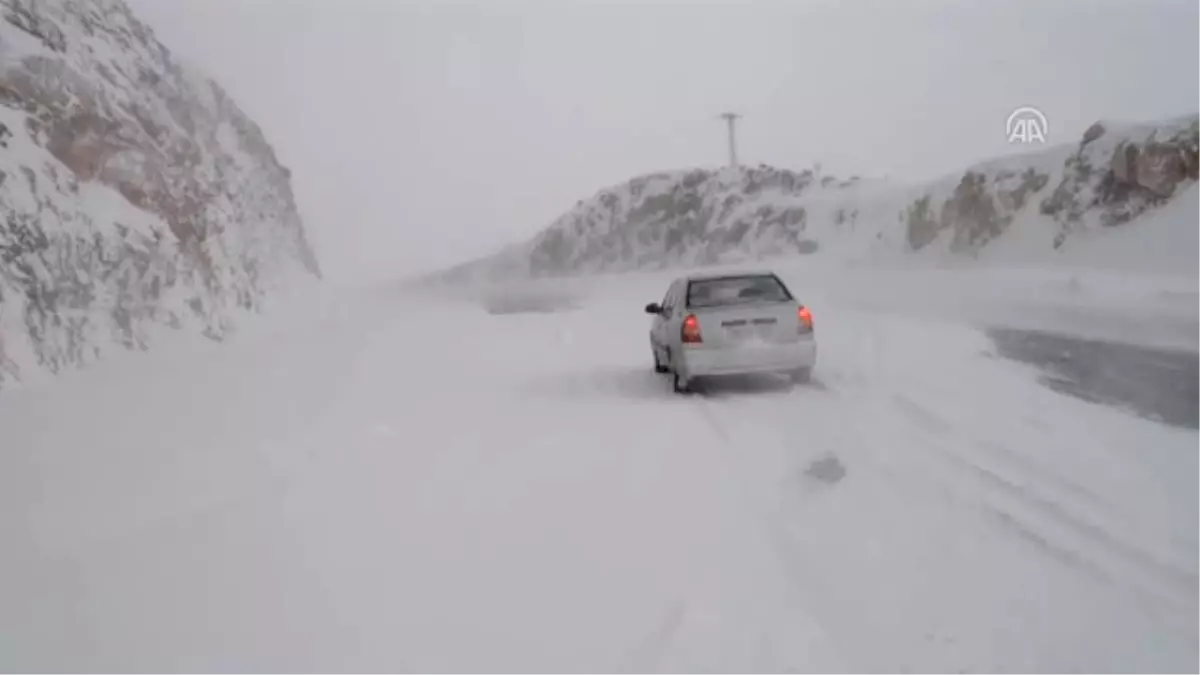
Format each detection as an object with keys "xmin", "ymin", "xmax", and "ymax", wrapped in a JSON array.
[{"xmin": 644, "ymin": 303, "xmax": 662, "ymax": 315}]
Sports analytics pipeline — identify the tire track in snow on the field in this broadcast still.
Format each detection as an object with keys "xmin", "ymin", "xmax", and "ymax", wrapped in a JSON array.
[
  {"xmin": 667, "ymin": 389, "xmax": 849, "ymax": 671},
  {"xmin": 887, "ymin": 391, "xmax": 1198, "ymax": 614},
  {"xmin": 687, "ymin": 383, "xmax": 869, "ymax": 667},
  {"xmin": 886, "ymin": 389, "xmax": 1092, "ymax": 500},
  {"xmin": 631, "ymin": 299, "xmax": 1194, "ymax": 670},
  {"xmin": 973, "ymin": 438, "xmax": 1121, "ymax": 521},
  {"xmin": 547, "ymin": 347, "xmax": 843, "ymax": 669},
  {"xmin": 938, "ymin": 440, "xmax": 1197, "ymax": 597}
]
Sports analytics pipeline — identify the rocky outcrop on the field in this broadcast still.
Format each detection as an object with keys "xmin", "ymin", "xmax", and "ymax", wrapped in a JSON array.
[
  {"xmin": 905, "ymin": 167, "xmax": 1050, "ymax": 252},
  {"xmin": 0, "ymin": 0, "xmax": 319, "ymax": 385},
  {"xmin": 1040, "ymin": 117, "xmax": 1198, "ymax": 230},
  {"xmin": 905, "ymin": 115, "xmax": 1196, "ymax": 252}
]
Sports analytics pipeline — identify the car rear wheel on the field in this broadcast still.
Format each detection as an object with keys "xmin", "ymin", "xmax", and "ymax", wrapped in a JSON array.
[
  {"xmin": 652, "ymin": 346, "xmax": 669, "ymax": 374},
  {"xmin": 672, "ymin": 371, "xmax": 694, "ymax": 394},
  {"xmin": 789, "ymin": 367, "xmax": 812, "ymax": 384}
]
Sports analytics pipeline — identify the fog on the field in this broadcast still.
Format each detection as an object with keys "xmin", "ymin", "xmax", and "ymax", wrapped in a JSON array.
[{"xmin": 125, "ymin": 0, "xmax": 1199, "ymax": 280}]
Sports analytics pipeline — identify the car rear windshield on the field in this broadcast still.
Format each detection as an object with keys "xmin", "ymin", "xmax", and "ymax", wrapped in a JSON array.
[{"xmin": 686, "ymin": 275, "xmax": 792, "ymax": 308}]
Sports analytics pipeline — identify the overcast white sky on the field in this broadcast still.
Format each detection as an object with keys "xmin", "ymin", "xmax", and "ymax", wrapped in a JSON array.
[{"xmin": 126, "ymin": 0, "xmax": 1198, "ymax": 279}]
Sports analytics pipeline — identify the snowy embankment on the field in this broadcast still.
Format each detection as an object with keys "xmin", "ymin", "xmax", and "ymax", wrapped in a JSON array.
[
  {"xmin": 1, "ymin": 265, "xmax": 1195, "ymax": 672},
  {"xmin": 0, "ymin": 0, "xmax": 319, "ymax": 388}
]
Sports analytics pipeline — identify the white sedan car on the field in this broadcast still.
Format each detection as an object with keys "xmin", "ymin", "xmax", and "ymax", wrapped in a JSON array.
[{"xmin": 645, "ymin": 271, "xmax": 817, "ymax": 393}]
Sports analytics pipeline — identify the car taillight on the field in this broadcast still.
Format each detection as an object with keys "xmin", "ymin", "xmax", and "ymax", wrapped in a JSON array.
[
  {"xmin": 798, "ymin": 306, "xmax": 814, "ymax": 333},
  {"xmin": 681, "ymin": 314, "xmax": 703, "ymax": 343}
]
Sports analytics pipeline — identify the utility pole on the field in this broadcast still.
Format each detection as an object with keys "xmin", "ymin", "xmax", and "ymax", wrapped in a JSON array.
[{"xmin": 718, "ymin": 112, "xmax": 742, "ymax": 168}]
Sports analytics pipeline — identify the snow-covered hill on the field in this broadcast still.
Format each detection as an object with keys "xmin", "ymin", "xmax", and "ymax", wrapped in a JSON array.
[
  {"xmin": 0, "ymin": 0, "xmax": 320, "ymax": 387},
  {"xmin": 445, "ymin": 114, "xmax": 1197, "ymax": 283},
  {"xmin": 439, "ymin": 166, "xmax": 903, "ymax": 282}
]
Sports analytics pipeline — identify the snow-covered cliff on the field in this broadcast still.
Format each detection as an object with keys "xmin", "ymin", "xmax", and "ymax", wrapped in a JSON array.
[{"xmin": 0, "ymin": 0, "xmax": 320, "ymax": 387}]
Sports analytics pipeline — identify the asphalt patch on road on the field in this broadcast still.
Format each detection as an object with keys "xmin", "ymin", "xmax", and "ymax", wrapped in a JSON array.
[
  {"xmin": 482, "ymin": 291, "xmax": 579, "ymax": 315},
  {"xmin": 804, "ymin": 455, "xmax": 847, "ymax": 484},
  {"xmin": 987, "ymin": 327, "xmax": 1199, "ymax": 430}
]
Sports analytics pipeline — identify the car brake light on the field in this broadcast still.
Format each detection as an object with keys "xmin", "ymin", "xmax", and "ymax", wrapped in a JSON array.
[
  {"xmin": 798, "ymin": 306, "xmax": 814, "ymax": 333},
  {"xmin": 681, "ymin": 314, "xmax": 703, "ymax": 343}
]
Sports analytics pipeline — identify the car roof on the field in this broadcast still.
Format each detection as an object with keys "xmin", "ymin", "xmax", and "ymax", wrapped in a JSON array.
[{"xmin": 681, "ymin": 269, "xmax": 780, "ymax": 282}]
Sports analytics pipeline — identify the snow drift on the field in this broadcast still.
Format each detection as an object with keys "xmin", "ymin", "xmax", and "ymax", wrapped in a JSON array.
[{"xmin": 0, "ymin": 0, "xmax": 320, "ymax": 388}]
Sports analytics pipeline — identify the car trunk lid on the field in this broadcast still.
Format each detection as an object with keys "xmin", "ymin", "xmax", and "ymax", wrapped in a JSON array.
[{"xmin": 690, "ymin": 302, "xmax": 799, "ymax": 348}]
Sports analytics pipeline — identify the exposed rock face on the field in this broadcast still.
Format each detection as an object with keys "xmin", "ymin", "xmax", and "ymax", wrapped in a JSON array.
[
  {"xmin": 1040, "ymin": 116, "xmax": 1198, "ymax": 228},
  {"xmin": 0, "ymin": 0, "xmax": 320, "ymax": 385},
  {"xmin": 904, "ymin": 195, "xmax": 938, "ymax": 251},
  {"xmin": 1107, "ymin": 125, "xmax": 1200, "ymax": 198},
  {"xmin": 904, "ymin": 167, "xmax": 1051, "ymax": 252},
  {"xmin": 905, "ymin": 115, "xmax": 1197, "ymax": 251}
]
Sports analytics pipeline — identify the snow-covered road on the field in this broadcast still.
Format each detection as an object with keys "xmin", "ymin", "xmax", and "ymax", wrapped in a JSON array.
[{"xmin": 1, "ymin": 269, "xmax": 1196, "ymax": 672}]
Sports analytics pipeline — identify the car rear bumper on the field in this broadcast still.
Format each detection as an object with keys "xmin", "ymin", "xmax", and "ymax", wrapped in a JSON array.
[{"xmin": 680, "ymin": 338, "xmax": 816, "ymax": 378}]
